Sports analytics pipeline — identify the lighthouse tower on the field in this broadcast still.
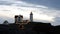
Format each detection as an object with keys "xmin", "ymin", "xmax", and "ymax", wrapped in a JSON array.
[{"xmin": 30, "ymin": 12, "xmax": 33, "ymax": 22}]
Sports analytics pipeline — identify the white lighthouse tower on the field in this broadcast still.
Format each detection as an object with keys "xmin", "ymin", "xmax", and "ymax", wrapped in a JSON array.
[{"xmin": 30, "ymin": 12, "xmax": 33, "ymax": 22}]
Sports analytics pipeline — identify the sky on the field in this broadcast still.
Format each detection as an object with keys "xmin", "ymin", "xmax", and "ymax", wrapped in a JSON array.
[{"xmin": 0, "ymin": 0, "xmax": 60, "ymax": 26}]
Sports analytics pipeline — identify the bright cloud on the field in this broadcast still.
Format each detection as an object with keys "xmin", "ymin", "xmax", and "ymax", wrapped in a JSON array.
[{"xmin": 0, "ymin": 5, "xmax": 54, "ymax": 23}]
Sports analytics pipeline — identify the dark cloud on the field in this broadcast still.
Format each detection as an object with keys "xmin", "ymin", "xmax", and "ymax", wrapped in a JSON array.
[
  {"xmin": 20, "ymin": 0, "xmax": 60, "ymax": 10},
  {"xmin": 51, "ymin": 17, "xmax": 60, "ymax": 26},
  {"xmin": 0, "ymin": 0, "xmax": 60, "ymax": 10},
  {"xmin": 0, "ymin": 1, "xmax": 13, "ymax": 5}
]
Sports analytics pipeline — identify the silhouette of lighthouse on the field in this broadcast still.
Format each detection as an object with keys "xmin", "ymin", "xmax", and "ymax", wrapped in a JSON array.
[{"xmin": 30, "ymin": 12, "xmax": 33, "ymax": 22}]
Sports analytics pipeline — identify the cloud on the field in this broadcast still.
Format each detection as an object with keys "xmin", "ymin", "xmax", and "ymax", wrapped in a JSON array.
[
  {"xmin": 0, "ymin": 0, "xmax": 60, "ymax": 26},
  {"xmin": 0, "ymin": 15, "xmax": 14, "ymax": 24},
  {"xmin": 51, "ymin": 17, "xmax": 60, "ymax": 26},
  {"xmin": 0, "ymin": 5, "xmax": 54, "ymax": 24},
  {"xmin": 0, "ymin": 0, "xmax": 13, "ymax": 5},
  {"xmin": 20, "ymin": 0, "xmax": 60, "ymax": 10},
  {"xmin": 0, "ymin": 0, "xmax": 48, "ymax": 9}
]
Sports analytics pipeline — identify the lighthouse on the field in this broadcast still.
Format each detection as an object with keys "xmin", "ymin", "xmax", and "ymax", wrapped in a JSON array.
[{"xmin": 30, "ymin": 12, "xmax": 33, "ymax": 22}]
